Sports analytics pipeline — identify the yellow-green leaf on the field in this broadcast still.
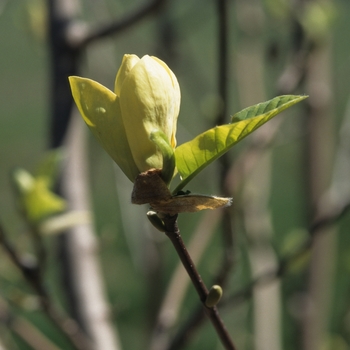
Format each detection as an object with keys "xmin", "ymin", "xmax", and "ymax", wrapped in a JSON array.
[
  {"xmin": 69, "ymin": 76, "xmax": 139, "ymax": 182},
  {"xmin": 231, "ymin": 95, "xmax": 307, "ymax": 123},
  {"xmin": 23, "ymin": 178, "xmax": 66, "ymax": 223},
  {"xmin": 174, "ymin": 95, "xmax": 307, "ymax": 193}
]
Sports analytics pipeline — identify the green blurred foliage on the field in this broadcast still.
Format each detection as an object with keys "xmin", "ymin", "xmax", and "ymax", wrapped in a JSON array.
[{"xmin": 1, "ymin": 0, "xmax": 350, "ymax": 349}]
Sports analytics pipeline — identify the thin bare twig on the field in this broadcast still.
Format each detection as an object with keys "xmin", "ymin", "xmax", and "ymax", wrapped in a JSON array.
[
  {"xmin": 151, "ymin": 210, "xmax": 222, "ymax": 350},
  {"xmin": 0, "ymin": 293, "xmax": 63, "ymax": 350},
  {"xmin": 68, "ymin": 0, "xmax": 167, "ymax": 48},
  {"xmin": 162, "ymin": 214, "xmax": 236, "ymax": 350},
  {"xmin": 10, "ymin": 317, "xmax": 62, "ymax": 350}
]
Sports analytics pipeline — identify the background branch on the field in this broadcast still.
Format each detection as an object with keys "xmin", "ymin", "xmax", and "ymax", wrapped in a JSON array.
[
  {"xmin": 225, "ymin": 191, "xmax": 350, "ymax": 308},
  {"xmin": 71, "ymin": 0, "xmax": 167, "ymax": 48},
  {"xmin": 61, "ymin": 112, "xmax": 122, "ymax": 350},
  {"xmin": 48, "ymin": 0, "xmax": 170, "ymax": 348},
  {"xmin": 0, "ymin": 222, "xmax": 93, "ymax": 350}
]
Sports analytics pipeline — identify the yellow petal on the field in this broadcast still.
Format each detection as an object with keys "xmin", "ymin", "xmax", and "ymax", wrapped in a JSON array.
[
  {"xmin": 69, "ymin": 76, "xmax": 140, "ymax": 181},
  {"xmin": 151, "ymin": 56, "xmax": 181, "ymax": 148},
  {"xmin": 119, "ymin": 55, "xmax": 180, "ymax": 172},
  {"xmin": 114, "ymin": 54, "xmax": 140, "ymax": 96}
]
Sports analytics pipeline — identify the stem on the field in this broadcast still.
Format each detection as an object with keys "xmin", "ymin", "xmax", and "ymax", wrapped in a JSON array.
[
  {"xmin": 29, "ymin": 224, "xmax": 47, "ymax": 276},
  {"xmin": 162, "ymin": 215, "xmax": 236, "ymax": 350}
]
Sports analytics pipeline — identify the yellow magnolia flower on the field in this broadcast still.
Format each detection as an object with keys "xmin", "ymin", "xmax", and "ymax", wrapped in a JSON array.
[{"xmin": 69, "ymin": 54, "xmax": 181, "ymax": 183}]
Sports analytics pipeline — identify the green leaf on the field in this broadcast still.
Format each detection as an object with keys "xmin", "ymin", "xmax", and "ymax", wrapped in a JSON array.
[
  {"xmin": 174, "ymin": 95, "xmax": 307, "ymax": 193},
  {"xmin": 231, "ymin": 95, "xmax": 307, "ymax": 123}
]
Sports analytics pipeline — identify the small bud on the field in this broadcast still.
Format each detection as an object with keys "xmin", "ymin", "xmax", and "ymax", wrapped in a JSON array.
[
  {"xmin": 147, "ymin": 211, "xmax": 166, "ymax": 232},
  {"xmin": 205, "ymin": 285, "xmax": 223, "ymax": 308}
]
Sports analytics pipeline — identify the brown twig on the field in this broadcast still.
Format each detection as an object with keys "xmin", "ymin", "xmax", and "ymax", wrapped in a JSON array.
[
  {"xmin": 1, "ymin": 288, "xmax": 68, "ymax": 350},
  {"xmin": 162, "ymin": 214, "xmax": 236, "ymax": 350},
  {"xmin": 150, "ymin": 210, "xmax": 222, "ymax": 350},
  {"xmin": 169, "ymin": 161, "xmax": 350, "ymax": 349}
]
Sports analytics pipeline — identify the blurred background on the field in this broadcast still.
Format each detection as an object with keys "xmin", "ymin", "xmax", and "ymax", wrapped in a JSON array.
[{"xmin": 1, "ymin": 0, "xmax": 350, "ymax": 349}]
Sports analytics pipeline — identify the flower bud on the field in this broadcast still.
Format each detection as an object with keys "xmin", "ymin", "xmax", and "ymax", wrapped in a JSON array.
[
  {"xmin": 69, "ymin": 54, "xmax": 180, "ymax": 183},
  {"xmin": 205, "ymin": 285, "xmax": 223, "ymax": 308},
  {"xmin": 117, "ymin": 54, "xmax": 180, "ymax": 173}
]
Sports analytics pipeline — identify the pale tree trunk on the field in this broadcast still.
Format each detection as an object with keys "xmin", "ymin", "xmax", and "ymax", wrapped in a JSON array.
[
  {"xmin": 235, "ymin": 1, "xmax": 282, "ymax": 349},
  {"xmin": 302, "ymin": 16, "xmax": 335, "ymax": 350},
  {"xmin": 48, "ymin": 0, "xmax": 121, "ymax": 348},
  {"xmin": 61, "ymin": 113, "xmax": 122, "ymax": 350}
]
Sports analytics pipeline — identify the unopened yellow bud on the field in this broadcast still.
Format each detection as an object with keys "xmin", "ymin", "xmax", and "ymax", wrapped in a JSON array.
[
  {"xmin": 117, "ymin": 54, "xmax": 180, "ymax": 173},
  {"xmin": 69, "ymin": 54, "xmax": 180, "ymax": 183}
]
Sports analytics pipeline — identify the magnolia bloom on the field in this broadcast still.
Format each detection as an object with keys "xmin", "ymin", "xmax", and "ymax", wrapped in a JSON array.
[{"xmin": 69, "ymin": 54, "xmax": 181, "ymax": 182}]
